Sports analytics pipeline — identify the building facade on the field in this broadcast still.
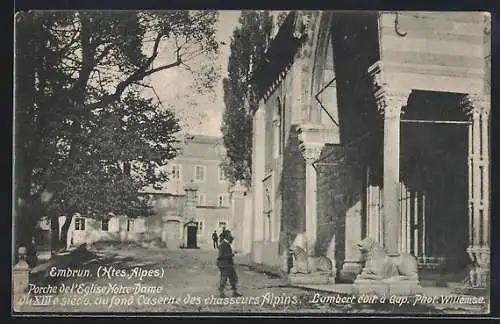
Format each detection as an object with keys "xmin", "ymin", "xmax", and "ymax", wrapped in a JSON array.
[
  {"xmin": 245, "ymin": 11, "xmax": 490, "ymax": 289},
  {"xmin": 64, "ymin": 135, "xmax": 233, "ymax": 250}
]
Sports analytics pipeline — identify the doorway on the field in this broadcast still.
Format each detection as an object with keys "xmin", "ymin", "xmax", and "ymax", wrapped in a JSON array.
[
  {"xmin": 186, "ymin": 223, "xmax": 198, "ymax": 249},
  {"xmin": 400, "ymin": 90, "xmax": 470, "ymax": 271}
]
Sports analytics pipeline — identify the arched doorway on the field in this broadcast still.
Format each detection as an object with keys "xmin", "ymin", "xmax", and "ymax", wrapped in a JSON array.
[{"xmin": 400, "ymin": 90, "xmax": 470, "ymax": 272}]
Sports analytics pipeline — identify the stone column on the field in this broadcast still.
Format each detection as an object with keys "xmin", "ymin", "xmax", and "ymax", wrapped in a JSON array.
[
  {"xmin": 353, "ymin": 62, "xmax": 419, "ymax": 294},
  {"xmin": 463, "ymin": 94, "xmax": 490, "ymax": 288},
  {"xmin": 230, "ymin": 181, "xmax": 247, "ymax": 253},
  {"xmin": 300, "ymin": 143, "xmax": 322, "ymax": 259},
  {"xmin": 380, "ymin": 91, "xmax": 410, "ymax": 256},
  {"xmin": 367, "ymin": 62, "xmax": 411, "ymax": 255}
]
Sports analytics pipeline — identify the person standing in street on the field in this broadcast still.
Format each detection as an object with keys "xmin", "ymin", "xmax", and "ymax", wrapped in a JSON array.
[
  {"xmin": 219, "ymin": 226, "xmax": 226, "ymax": 244},
  {"xmin": 212, "ymin": 230, "xmax": 219, "ymax": 249},
  {"xmin": 216, "ymin": 230, "xmax": 242, "ymax": 297}
]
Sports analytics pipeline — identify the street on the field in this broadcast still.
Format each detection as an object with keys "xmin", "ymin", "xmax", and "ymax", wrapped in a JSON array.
[{"xmin": 18, "ymin": 242, "xmax": 484, "ymax": 314}]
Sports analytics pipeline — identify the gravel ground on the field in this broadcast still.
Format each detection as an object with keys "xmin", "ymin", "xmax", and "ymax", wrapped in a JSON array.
[{"xmin": 17, "ymin": 243, "xmax": 488, "ymax": 315}]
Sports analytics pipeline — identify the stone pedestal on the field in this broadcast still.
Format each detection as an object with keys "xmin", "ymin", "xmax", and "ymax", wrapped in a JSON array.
[
  {"xmin": 352, "ymin": 278, "xmax": 421, "ymax": 296},
  {"xmin": 13, "ymin": 247, "xmax": 30, "ymax": 312},
  {"xmin": 340, "ymin": 200, "xmax": 364, "ymax": 282},
  {"xmin": 289, "ymin": 272, "xmax": 330, "ymax": 285},
  {"xmin": 340, "ymin": 261, "xmax": 364, "ymax": 283}
]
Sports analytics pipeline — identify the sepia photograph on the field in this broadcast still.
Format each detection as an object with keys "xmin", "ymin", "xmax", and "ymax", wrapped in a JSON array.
[{"xmin": 12, "ymin": 10, "xmax": 491, "ymax": 315}]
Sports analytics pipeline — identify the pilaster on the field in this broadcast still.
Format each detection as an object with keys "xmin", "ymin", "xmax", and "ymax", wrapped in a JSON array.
[{"xmin": 461, "ymin": 93, "xmax": 490, "ymax": 288}]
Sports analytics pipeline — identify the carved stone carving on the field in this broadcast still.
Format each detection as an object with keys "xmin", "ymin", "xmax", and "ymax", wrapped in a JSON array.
[
  {"xmin": 300, "ymin": 144, "xmax": 323, "ymax": 163},
  {"xmin": 367, "ymin": 61, "xmax": 411, "ymax": 118},
  {"xmin": 289, "ymin": 232, "xmax": 333, "ymax": 274},
  {"xmin": 356, "ymin": 237, "xmax": 418, "ymax": 281},
  {"xmin": 460, "ymin": 93, "xmax": 490, "ymax": 116}
]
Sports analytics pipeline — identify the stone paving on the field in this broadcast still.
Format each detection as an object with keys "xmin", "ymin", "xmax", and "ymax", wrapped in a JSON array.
[{"xmin": 17, "ymin": 242, "xmax": 489, "ymax": 315}]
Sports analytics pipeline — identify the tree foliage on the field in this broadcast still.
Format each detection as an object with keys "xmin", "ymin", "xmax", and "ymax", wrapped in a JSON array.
[
  {"xmin": 14, "ymin": 10, "xmax": 220, "ymax": 248},
  {"xmin": 220, "ymin": 11, "xmax": 276, "ymax": 187}
]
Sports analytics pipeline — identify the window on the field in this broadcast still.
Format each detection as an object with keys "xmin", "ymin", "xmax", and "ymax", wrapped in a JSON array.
[
  {"xmin": 170, "ymin": 164, "xmax": 181, "ymax": 179},
  {"xmin": 101, "ymin": 219, "xmax": 109, "ymax": 231},
  {"xmin": 75, "ymin": 218, "xmax": 86, "ymax": 231},
  {"xmin": 197, "ymin": 193, "xmax": 207, "ymax": 206},
  {"xmin": 218, "ymin": 165, "xmax": 227, "ymax": 182},
  {"xmin": 193, "ymin": 165, "xmax": 206, "ymax": 182},
  {"xmin": 196, "ymin": 221, "xmax": 204, "ymax": 233},
  {"xmin": 218, "ymin": 221, "xmax": 227, "ymax": 229},
  {"xmin": 217, "ymin": 194, "xmax": 229, "ymax": 207},
  {"xmin": 127, "ymin": 219, "xmax": 135, "ymax": 232}
]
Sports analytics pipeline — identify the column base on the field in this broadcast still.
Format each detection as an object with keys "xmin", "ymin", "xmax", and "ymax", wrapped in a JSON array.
[
  {"xmin": 288, "ymin": 271, "xmax": 331, "ymax": 285},
  {"xmin": 352, "ymin": 277, "xmax": 421, "ymax": 296},
  {"xmin": 339, "ymin": 260, "xmax": 363, "ymax": 283}
]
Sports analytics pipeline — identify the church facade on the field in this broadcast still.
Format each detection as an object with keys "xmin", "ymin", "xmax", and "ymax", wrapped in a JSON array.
[{"xmin": 245, "ymin": 11, "xmax": 490, "ymax": 288}]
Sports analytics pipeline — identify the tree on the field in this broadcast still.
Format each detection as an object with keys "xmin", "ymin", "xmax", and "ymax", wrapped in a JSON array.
[
  {"xmin": 220, "ymin": 11, "xmax": 288, "ymax": 187},
  {"xmin": 14, "ymin": 10, "xmax": 220, "ymax": 251}
]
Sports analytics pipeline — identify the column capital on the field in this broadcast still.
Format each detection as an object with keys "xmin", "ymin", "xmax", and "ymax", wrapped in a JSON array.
[
  {"xmin": 368, "ymin": 61, "xmax": 411, "ymax": 118},
  {"xmin": 461, "ymin": 93, "xmax": 490, "ymax": 116},
  {"xmin": 379, "ymin": 91, "xmax": 411, "ymax": 118},
  {"xmin": 296, "ymin": 123, "xmax": 335, "ymax": 163},
  {"xmin": 300, "ymin": 143, "xmax": 323, "ymax": 163}
]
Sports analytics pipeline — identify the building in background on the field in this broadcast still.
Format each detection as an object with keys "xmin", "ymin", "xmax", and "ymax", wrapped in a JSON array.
[
  {"xmin": 65, "ymin": 134, "xmax": 233, "ymax": 250},
  {"xmin": 161, "ymin": 134, "xmax": 232, "ymax": 248}
]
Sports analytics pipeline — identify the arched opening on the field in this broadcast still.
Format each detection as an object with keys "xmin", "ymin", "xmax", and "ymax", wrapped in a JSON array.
[{"xmin": 401, "ymin": 90, "xmax": 470, "ymax": 275}]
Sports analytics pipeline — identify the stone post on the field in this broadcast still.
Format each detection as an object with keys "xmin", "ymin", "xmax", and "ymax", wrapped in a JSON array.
[
  {"xmin": 13, "ymin": 246, "xmax": 30, "ymax": 312},
  {"xmin": 230, "ymin": 181, "xmax": 247, "ymax": 253}
]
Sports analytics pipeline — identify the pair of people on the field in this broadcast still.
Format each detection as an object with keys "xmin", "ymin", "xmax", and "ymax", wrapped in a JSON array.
[
  {"xmin": 216, "ymin": 230, "xmax": 242, "ymax": 297},
  {"xmin": 212, "ymin": 227, "xmax": 230, "ymax": 249}
]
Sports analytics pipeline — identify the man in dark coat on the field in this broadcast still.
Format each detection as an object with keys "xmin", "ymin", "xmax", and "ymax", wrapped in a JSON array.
[
  {"xmin": 219, "ymin": 226, "xmax": 226, "ymax": 244},
  {"xmin": 216, "ymin": 230, "xmax": 242, "ymax": 297},
  {"xmin": 212, "ymin": 230, "xmax": 219, "ymax": 249}
]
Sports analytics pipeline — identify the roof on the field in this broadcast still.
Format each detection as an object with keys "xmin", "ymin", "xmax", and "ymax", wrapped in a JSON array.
[{"xmin": 250, "ymin": 11, "xmax": 306, "ymax": 110}]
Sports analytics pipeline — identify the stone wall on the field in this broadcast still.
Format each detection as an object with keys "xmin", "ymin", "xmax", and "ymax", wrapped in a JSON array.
[
  {"xmin": 315, "ymin": 144, "xmax": 366, "ymax": 280},
  {"xmin": 280, "ymin": 127, "xmax": 306, "ymax": 253}
]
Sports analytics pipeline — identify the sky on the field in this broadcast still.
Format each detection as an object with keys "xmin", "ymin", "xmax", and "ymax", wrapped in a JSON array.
[{"xmin": 148, "ymin": 11, "xmax": 242, "ymax": 138}]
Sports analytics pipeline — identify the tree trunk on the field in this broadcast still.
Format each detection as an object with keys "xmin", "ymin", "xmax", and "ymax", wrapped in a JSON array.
[
  {"xmin": 50, "ymin": 212, "xmax": 61, "ymax": 252},
  {"xmin": 60, "ymin": 213, "xmax": 74, "ymax": 250}
]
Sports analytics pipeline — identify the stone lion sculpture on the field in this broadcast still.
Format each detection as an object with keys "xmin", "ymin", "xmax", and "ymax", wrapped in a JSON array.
[
  {"xmin": 289, "ymin": 232, "xmax": 332, "ymax": 274},
  {"xmin": 356, "ymin": 237, "xmax": 418, "ymax": 280}
]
